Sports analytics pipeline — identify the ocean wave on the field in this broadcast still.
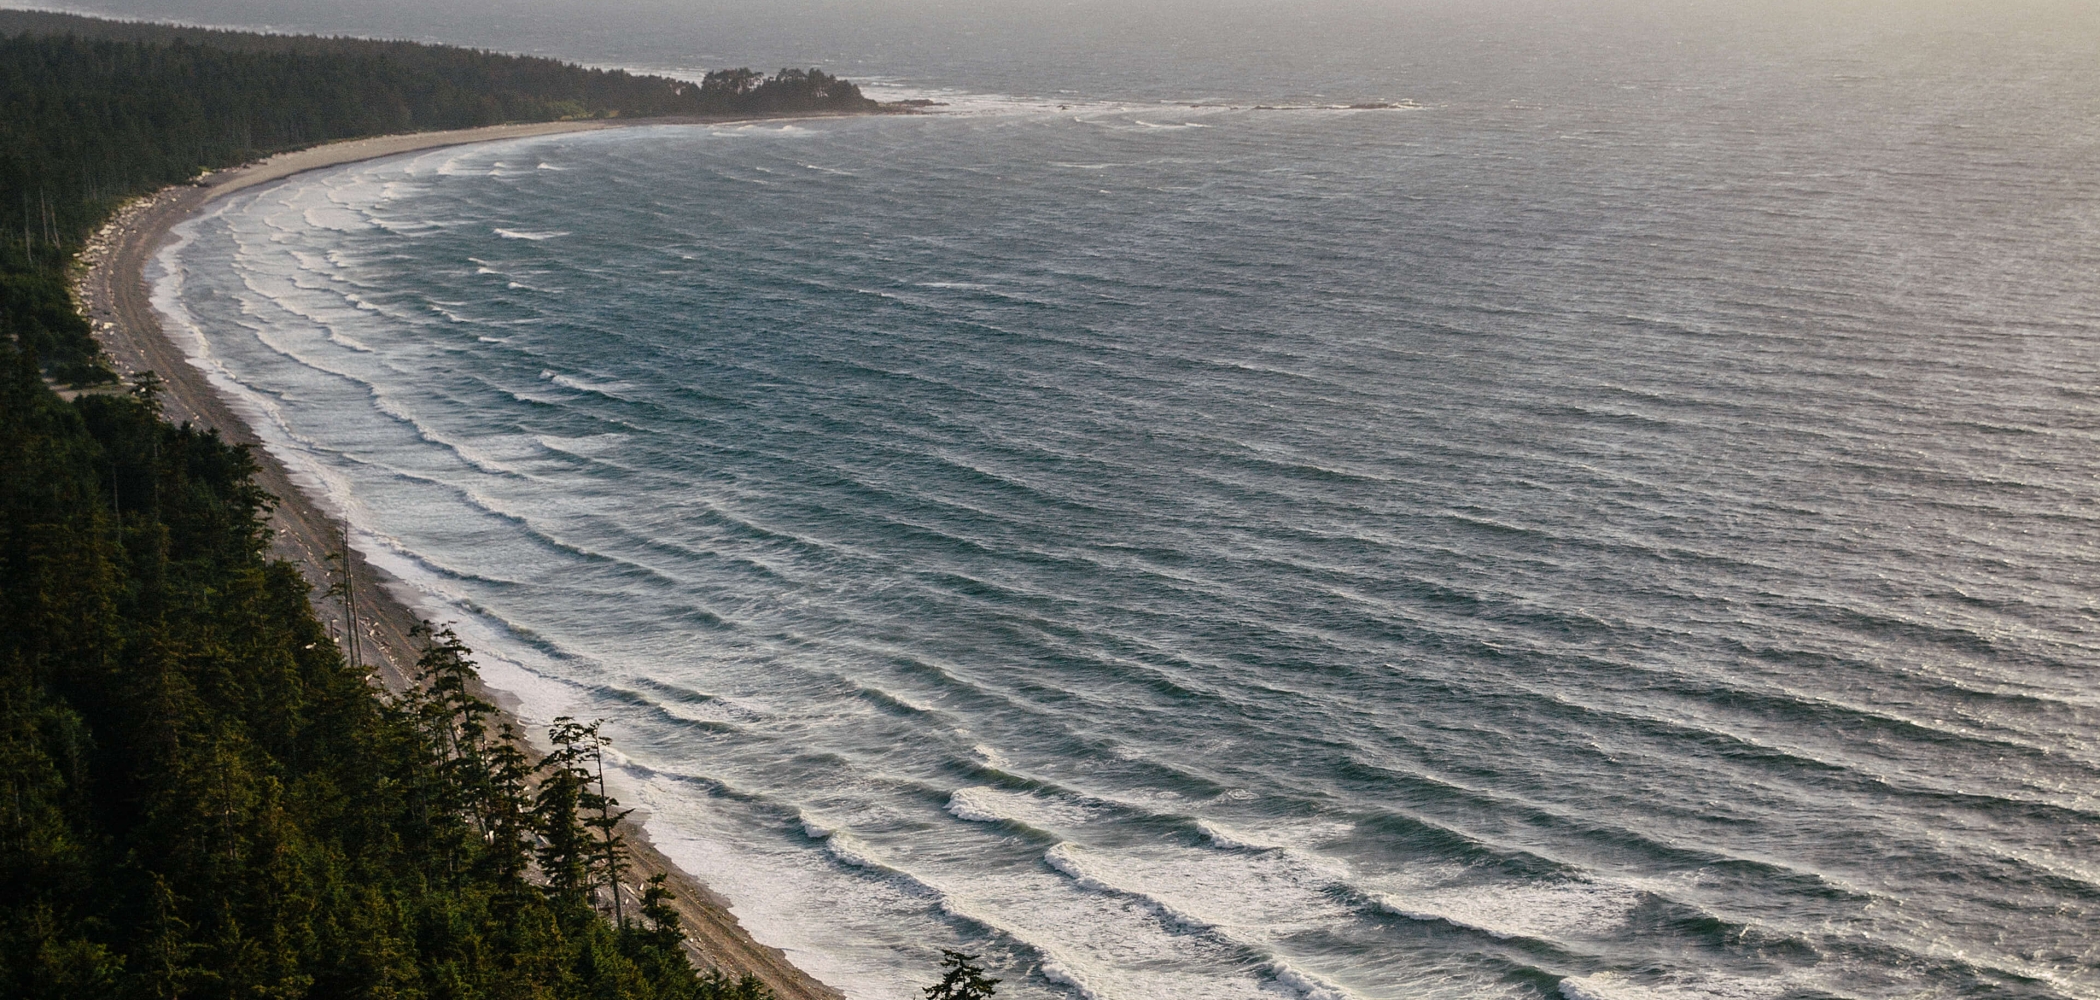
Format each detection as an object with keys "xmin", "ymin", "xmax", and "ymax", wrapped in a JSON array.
[
  {"xmin": 948, "ymin": 787, "xmax": 1102, "ymax": 829},
  {"xmin": 1038, "ymin": 842, "xmax": 1367, "ymax": 1000},
  {"xmin": 535, "ymin": 432, "xmax": 630, "ymax": 456},
  {"xmin": 1043, "ymin": 841, "xmax": 1228, "ymax": 929},
  {"xmin": 1557, "ymin": 970, "xmax": 1820, "ymax": 1000},
  {"xmin": 538, "ymin": 369, "xmax": 635, "ymax": 400},
  {"xmin": 1195, "ymin": 819, "xmax": 1279, "ymax": 851},
  {"xmin": 1375, "ymin": 881, "xmax": 1641, "ymax": 943}
]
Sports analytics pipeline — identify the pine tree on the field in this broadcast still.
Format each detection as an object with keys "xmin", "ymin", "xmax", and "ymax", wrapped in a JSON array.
[
  {"xmin": 536, "ymin": 717, "xmax": 598, "ymax": 908},
  {"xmin": 637, "ymin": 874, "xmax": 684, "ymax": 953},
  {"xmin": 923, "ymin": 949, "xmax": 1000, "ymax": 1000}
]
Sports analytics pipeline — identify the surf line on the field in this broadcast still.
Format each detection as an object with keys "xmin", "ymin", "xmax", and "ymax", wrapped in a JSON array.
[{"xmin": 77, "ymin": 112, "xmax": 882, "ymax": 1000}]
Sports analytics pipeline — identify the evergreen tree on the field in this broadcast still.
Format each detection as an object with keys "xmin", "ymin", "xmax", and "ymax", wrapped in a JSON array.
[{"xmin": 923, "ymin": 949, "xmax": 1000, "ymax": 1000}]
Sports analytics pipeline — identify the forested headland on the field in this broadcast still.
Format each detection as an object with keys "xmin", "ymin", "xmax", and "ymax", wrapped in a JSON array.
[
  {"xmin": 0, "ymin": 12, "xmax": 897, "ymax": 1000},
  {"xmin": 0, "ymin": 8, "xmax": 878, "ymax": 382}
]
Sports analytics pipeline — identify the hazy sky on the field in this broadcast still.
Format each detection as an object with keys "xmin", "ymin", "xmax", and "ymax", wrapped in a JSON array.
[{"xmin": 14, "ymin": 0, "xmax": 2098, "ymax": 103}]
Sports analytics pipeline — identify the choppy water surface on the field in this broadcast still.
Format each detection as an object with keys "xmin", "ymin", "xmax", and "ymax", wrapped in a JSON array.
[{"xmin": 154, "ymin": 9, "xmax": 2100, "ymax": 999}]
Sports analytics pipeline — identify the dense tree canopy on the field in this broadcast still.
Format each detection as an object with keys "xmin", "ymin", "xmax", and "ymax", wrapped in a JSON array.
[{"xmin": 0, "ymin": 353, "xmax": 778, "ymax": 998}]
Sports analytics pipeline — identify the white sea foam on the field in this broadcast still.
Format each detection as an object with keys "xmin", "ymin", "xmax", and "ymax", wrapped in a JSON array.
[
  {"xmin": 495, "ymin": 227, "xmax": 569, "ymax": 240},
  {"xmin": 1033, "ymin": 958, "xmax": 1103, "ymax": 1000},
  {"xmin": 301, "ymin": 203, "xmax": 373, "ymax": 232},
  {"xmin": 1196, "ymin": 819, "xmax": 1278, "ymax": 851},
  {"xmin": 945, "ymin": 789, "xmax": 1003, "ymax": 824},
  {"xmin": 824, "ymin": 833, "xmax": 883, "ymax": 870},
  {"xmin": 152, "ymin": 201, "xmax": 350, "ymax": 513},
  {"xmin": 1376, "ymin": 880, "xmax": 1642, "ymax": 941},
  {"xmin": 1557, "ymin": 970, "xmax": 1814, "ymax": 1000},
  {"xmin": 636, "ymin": 788, "xmax": 936, "ymax": 1000},
  {"xmin": 1037, "ymin": 842, "xmax": 1371, "ymax": 1000},
  {"xmin": 1560, "ymin": 974, "xmax": 1641, "ymax": 1000},
  {"xmin": 947, "ymin": 787, "xmax": 1100, "ymax": 828},
  {"xmin": 540, "ymin": 370, "xmax": 633, "ymax": 399},
  {"xmin": 1265, "ymin": 958, "xmax": 1352, "ymax": 1000},
  {"xmin": 1042, "ymin": 843, "xmax": 1210, "ymax": 931}
]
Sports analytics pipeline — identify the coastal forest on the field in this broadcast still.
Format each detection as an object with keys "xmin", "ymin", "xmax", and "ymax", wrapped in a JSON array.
[
  {"xmin": 0, "ymin": 364, "xmax": 768, "ymax": 997},
  {"xmin": 0, "ymin": 12, "xmax": 884, "ymax": 1000},
  {"xmin": 0, "ymin": 8, "xmax": 875, "ymax": 381}
]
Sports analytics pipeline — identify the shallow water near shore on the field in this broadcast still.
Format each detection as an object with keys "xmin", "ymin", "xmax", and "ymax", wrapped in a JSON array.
[{"xmin": 144, "ymin": 4, "xmax": 2100, "ymax": 998}]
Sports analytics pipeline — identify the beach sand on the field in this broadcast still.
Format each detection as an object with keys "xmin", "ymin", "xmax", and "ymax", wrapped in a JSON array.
[{"xmin": 75, "ymin": 117, "xmax": 848, "ymax": 1000}]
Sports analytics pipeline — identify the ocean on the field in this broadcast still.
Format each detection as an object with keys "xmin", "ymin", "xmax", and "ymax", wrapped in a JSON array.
[{"xmin": 126, "ymin": 0, "xmax": 2100, "ymax": 996}]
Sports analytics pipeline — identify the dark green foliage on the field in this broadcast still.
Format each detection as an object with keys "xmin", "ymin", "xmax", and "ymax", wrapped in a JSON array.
[
  {"xmin": 537, "ymin": 716, "xmax": 636, "ymax": 926},
  {"xmin": 923, "ymin": 950, "xmax": 1000, "ymax": 1000},
  {"xmin": 698, "ymin": 67, "xmax": 869, "ymax": 112},
  {"xmin": 0, "ymin": 346, "xmax": 775, "ymax": 997},
  {"xmin": 0, "ymin": 10, "xmax": 874, "ymax": 379},
  {"xmin": 0, "ymin": 271, "xmax": 102, "ymax": 384}
]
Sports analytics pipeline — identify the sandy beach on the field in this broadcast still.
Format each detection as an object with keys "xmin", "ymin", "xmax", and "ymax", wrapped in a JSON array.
[{"xmin": 75, "ymin": 117, "xmax": 847, "ymax": 1000}]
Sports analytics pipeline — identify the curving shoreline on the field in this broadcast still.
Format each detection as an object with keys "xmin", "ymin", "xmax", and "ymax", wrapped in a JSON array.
[{"xmin": 76, "ymin": 116, "xmax": 852, "ymax": 1000}]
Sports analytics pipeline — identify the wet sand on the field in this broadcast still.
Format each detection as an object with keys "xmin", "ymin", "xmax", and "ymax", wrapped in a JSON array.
[{"xmin": 75, "ymin": 117, "xmax": 848, "ymax": 1000}]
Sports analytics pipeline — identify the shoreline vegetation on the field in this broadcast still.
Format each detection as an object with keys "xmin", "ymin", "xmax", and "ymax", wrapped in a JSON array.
[
  {"xmin": 2, "ymin": 7, "xmax": 903, "ymax": 385},
  {"xmin": 0, "ymin": 11, "xmax": 918, "ymax": 1000}
]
